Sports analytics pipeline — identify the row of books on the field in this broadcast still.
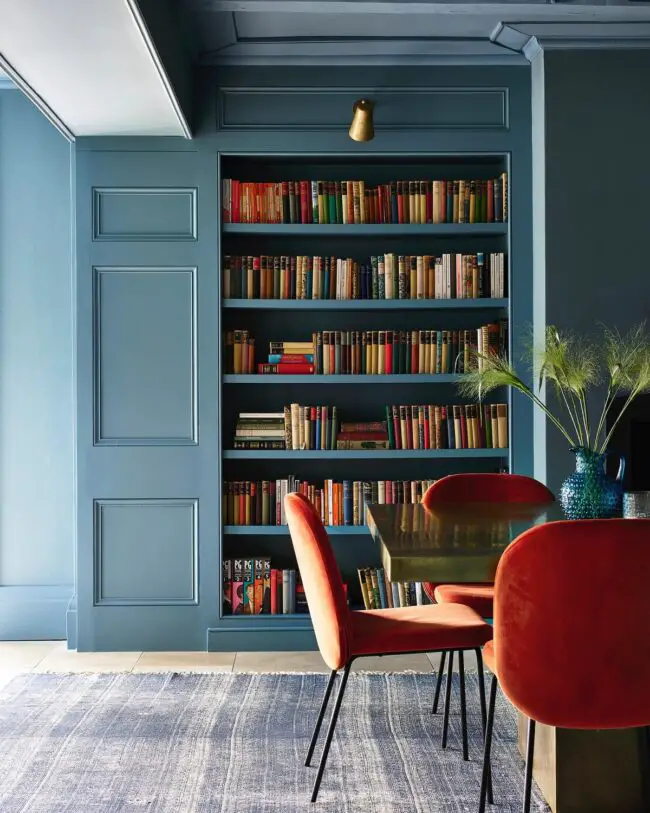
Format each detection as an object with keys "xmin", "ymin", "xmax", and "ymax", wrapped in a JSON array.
[
  {"xmin": 222, "ymin": 177, "xmax": 508, "ymax": 225},
  {"xmin": 232, "ymin": 405, "xmax": 508, "ymax": 450},
  {"xmin": 254, "ymin": 324, "xmax": 507, "ymax": 376},
  {"xmin": 225, "ymin": 331, "xmax": 256, "ymax": 374},
  {"xmin": 223, "ymin": 478, "xmax": 437, "ymax": 527},
  {"xmin": 222, "ymin": 558, "xmax": 300, "ymax": 615},
  {"xmin": 223, "ymin": 252, "xmax": 507, "ymax": 301},
  {"xmin": 385, "ymin": 403, "xmax": 508, "ymax": 450},
  {"xmin": 359, "ymin": 567, "xmax": 432, "ymax": 610}
]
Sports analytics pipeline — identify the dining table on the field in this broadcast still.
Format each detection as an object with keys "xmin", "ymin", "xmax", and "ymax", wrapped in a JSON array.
[{"xmin": 366, "ymin": 501, "xmax": 650, "ymax": 813}]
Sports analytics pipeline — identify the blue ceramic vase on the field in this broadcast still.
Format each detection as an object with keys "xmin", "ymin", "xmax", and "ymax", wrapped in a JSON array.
[{"xmin": 559, "ymin": 447, "xmax": 625, "ymax": 520}]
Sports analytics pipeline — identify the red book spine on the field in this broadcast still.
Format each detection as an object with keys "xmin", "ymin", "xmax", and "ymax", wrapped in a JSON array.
[
  {"xmin": 426, "ymin": 184, "xmax": 433, "ymax": 223},
  {"xmin": 385, "ymin": 335, "xmax": 393, "ymax": 374},
  {"xmin": 300, "ymin": 180, "xmax": 310, "ymax": 224},
  {"xmin": 270, "ymin": 570, "xmax": 278, "ymax": 614},
  {"xmin": 439, "ymin": 180, "xmax": 447, "ymax": 223},
  {"xmin": 423, "ymin": 406, "xmax": 430, "ymax": 450},
  {"xmin": 386, "ymin": 480, "xmax": 393, "ymax": 504},
  {"xmin": 258, "ymin": 363, "xmax": 315, "ymax": 374},
  {"xmin": 274, "ymin": 355, "xmax": 313, "ymax": 363},
  {"xmin": 336, "ymin": 432, "xmax": 389, "ymax": 441},
  {"xmin": 406, "ymin": 408, "xmax": 413, "ymax": 450},
  {"xmin": 377, "ymin": 186, "xmax": 384, "ymax": 225}
]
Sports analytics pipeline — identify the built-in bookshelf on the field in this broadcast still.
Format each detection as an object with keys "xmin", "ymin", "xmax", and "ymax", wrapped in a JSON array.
[{"xmin": 219, "ymin": 154, "xmax": 510, "ymax": 637}]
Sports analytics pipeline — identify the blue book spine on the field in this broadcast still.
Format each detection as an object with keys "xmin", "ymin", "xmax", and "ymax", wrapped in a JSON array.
[
  {"xmin": 268, "ymin": 354, "xmax": 314, "ymax": 364},
  {"xmin": 391, "ymin": 192, "xmax": 398, "ymax": 224},
  {"xmin": 391, "ymin": 582, "xmax": 400, "ymax": 608},
  {"xmin": 315, "ymin": 414, "xmax": 321, "ymax": 450},
  {"xmin": 376, "ymin": 568, "xmax": 388, "ymax": 608},
  {"xmin": 289, "ymin": 570, "xmax": 296, "ymax": 613},
  {"xmin": 343, "ymin": 480, "xmax": 353, "ymax": 526},
  {"xmin": 446, "ymin": 408, "xmax": 454, "ymax": 449}
]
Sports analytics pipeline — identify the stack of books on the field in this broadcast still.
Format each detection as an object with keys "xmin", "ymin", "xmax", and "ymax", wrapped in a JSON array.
[
  {"xmin": 385, "ymin": 403, "xmax": 509, "ymax": 450},
  {"xmin": 222, "ymin": 175, "xmax": 508, "ymax": 225},
  {"xmin": 358, "ymin": 567, "xmax": 431, "ymax": 609},
  {"xmin": 224, "ymin": 330, "xmax": 255, "ymax": 373},
  {"xmin": 223, "ymin": 251, "xmax": 506, "ymax": 301},
  {"xmin": 223, "ymin": 478, "xmax": 436, "ymax": 527},
  {"xmin": 258, "ymin": 340, "xmax": 314, "ymax": 375},
  {"xmin": 336, "ymin": 421, "xmax": 389, "ymax": 450},
  {"xmin": 223, "ymin": 558, "xmax": 348, "ymax": 615},
  {"xmin": 234, "ymin": 412, "xmax": 285, "ymax": 450}
]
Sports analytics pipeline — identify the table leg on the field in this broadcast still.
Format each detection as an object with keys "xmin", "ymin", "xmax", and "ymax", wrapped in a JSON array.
[{"xmin": 517, "ymin": 713, "xmax": 650, "ymax": 813}]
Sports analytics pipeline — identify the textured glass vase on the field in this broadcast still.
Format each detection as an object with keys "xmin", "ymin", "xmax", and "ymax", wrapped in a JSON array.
[{"xmin": 559, "ymin": 447, "xmax": 625, "ymax": 520}]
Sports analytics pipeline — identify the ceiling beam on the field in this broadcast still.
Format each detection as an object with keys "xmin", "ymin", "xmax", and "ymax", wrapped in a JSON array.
[{"xmin": 192, "ymin": 1, "xmax": 578, "ymax": 13}]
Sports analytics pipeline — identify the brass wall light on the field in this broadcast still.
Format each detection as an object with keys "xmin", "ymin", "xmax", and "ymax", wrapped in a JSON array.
[{"xmin": 349, "ymin": 99, "xmax": 375, "ymax": 142}]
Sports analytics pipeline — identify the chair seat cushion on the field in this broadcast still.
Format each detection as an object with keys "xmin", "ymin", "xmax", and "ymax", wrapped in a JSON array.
[
  {"xmin": 434, "ymin": 584, "xmax": 495, "ymax": 618},
  {"xmin": 482, "ymin": 640, "xmax": 496, "ymax": 674},
  {"xmin": 350, "ymin": 602, "xmax": 493, "ymax": 659}
]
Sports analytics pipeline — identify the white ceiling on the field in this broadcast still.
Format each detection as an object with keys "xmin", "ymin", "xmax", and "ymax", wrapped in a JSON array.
[{"xmin": 0, "ymin": 0, "xmax": 188, "ymax": 137}]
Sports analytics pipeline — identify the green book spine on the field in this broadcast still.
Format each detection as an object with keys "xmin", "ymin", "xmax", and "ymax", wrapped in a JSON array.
[
  {"xmin": 371, "ymin": 256, "xmax": 379, "ymax": 299},
  {"xmin": 328, "ymin": 182, "xmax": 337, "ymax": 224},
  {"xmin": 311, "ymin": 181, "xmax": 319, "ymax": 223},
  {"xmin": 386, "ymin": 405, "xmax": 395, "ymax": 449}
]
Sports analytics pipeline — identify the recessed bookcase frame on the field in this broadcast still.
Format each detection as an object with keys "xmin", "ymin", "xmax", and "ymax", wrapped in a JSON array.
[{"xmin": 217, "ymin": 151, "xmax": 512, "ymax": 644}]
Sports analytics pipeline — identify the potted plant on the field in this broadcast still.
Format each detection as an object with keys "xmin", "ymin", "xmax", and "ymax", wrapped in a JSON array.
[{"xmin": 458, "ymin": 323, "xmax": 650, "ymax": 518}]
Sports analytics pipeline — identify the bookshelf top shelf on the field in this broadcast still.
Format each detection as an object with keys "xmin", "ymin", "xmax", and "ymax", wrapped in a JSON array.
[
  {"xmin": 222, "ymin": 223, "xmax": 507, "ymax": 237},
  {"xmin": 223, "ymin": 374, "xmax": 465, "ymax": 385},
  {"xmin": 224, "ymin": 449, "xmax": 508, "ymax": 460},
  {"xmin": 222, "ymin": 298, "xmax": 508, "ymax": 311}
]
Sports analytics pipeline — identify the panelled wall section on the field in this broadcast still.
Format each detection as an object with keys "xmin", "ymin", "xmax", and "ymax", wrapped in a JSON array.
[{"xmin": 74, "ymin": 66, "xmax": 532, "ymax": 652}]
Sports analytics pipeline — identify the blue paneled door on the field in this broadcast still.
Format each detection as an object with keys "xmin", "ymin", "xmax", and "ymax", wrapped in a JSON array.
[{"xmin": 75, "ymin": 146, "xmax": 218, "ymax": 651}]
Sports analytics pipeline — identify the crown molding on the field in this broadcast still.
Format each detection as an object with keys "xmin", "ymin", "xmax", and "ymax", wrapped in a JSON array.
[
  {"xmin": 492, "ymin": 22, "xmax": 650, "ymax": 61},
  {"xmin": 0, "ymin": 53, "xmax": 74, "ymax": 140},
  {"xmin": 124, "ymin": 0, "xmax": 192, "ymax": 139}
]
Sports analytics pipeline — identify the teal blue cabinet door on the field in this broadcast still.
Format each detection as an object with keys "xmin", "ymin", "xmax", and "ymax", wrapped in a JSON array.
[{"xmin": 75, "ymin": 148, "xmax": 218, "ymax": 651}]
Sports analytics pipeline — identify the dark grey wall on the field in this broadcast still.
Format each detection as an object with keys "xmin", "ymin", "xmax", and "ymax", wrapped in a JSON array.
[
  {"xmin": 0, "ymin": 89, "xmax": 74, "ymax": 638},
  {"xmin": 534, "ymin": 50, "xmax": 650, "ymax": 496}
]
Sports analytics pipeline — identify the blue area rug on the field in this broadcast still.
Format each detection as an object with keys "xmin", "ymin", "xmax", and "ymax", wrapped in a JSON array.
[{"xmin": 0, "ymin": 672, "xmax": 549, "ymax": 812}]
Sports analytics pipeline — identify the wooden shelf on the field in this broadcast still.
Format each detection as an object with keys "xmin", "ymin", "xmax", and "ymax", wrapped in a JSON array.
[
  {"xmin": 223, "ymin": 374, "xmax": 465, "ymax": 384},
  {"xmin": 223, "ymin": 223, "xmax": 507, "ymax": 236},
  {"xmin": 224, "ymin": 449, "xmax": 508, "ymax": 460},
  {"xmin": 223, "ymin": 298, "xmax": 508, "ymax": 310},
  {"xmin": 223, "ymin": 525, "xmax": 368, "ymax": 535}
]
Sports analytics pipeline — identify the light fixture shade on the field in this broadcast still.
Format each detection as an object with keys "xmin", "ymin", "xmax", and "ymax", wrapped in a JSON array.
[{"xmin": 349, "ymin": 99, "xmax": 374, "ymax": 142}]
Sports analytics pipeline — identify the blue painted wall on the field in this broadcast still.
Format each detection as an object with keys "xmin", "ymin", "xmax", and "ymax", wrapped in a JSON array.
[
  {"xmin": 532, "ymin": 50, "xmax": 650, "ymax": 496},
  {"xmin": 0, "ymin": 89, "xmax": 74, "ymax": 639},
  {"xmin": 75, "ymin": 64, "xmax": 532, "ymax": 651}
]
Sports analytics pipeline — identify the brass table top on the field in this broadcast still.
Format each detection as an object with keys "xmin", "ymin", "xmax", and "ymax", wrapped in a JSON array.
[{"xmin": 366, "ymin": 501, "xmax": 563, "ymax": 583}]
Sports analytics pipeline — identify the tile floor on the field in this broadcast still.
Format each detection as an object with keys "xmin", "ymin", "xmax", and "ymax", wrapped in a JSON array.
[{"xmin": 0, "ymin": 641, "xmax": 480, "ymax": 686}]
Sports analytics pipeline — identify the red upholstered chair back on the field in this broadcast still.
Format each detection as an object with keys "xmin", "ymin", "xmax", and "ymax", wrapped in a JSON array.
[
  {"xmin": 494, "ymin": 518, "xmax": 650, "ymax": 729},
  {"xmin": 422, "ymin": 473, "xmax": 554, "ymax": 509},
  {"xmin": 285, "ymin": 492, "xmax": 351, "ymax": 670}
]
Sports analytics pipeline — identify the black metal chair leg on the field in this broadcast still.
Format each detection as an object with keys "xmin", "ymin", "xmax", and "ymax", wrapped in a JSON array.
[
  {"xmin": 458, "ymin": 650, "xmax": 469, "ymax": 761},
  {"xmin": 475, "ymin": 649, "xmax": 493, "ymax": 805},
  {"xmin": 311, "ymin": 662, "xmax": 351, "ymax": 803},
  {"xmin": 478, "ymin": 674, "xmax": 498, "ymax": 813},
  {"xmin": 305, "ymin": 669, "xmax": 337, "ymax": 767},
  {"xmin": 523, "ymin": 718, "xmax": 536, "ymax": 813},
  {"xmin": 441, "ymin": 649, "xmax": 455, "ymax": 749},
  {"xmin": 432, "ymin": 650, "xmax": 447, "ymax": 714}
]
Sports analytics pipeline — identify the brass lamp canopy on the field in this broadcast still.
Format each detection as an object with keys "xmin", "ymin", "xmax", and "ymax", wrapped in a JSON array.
[{"xmin": 349, "ymin": 99, "xmax": 375, "ymax": 142}]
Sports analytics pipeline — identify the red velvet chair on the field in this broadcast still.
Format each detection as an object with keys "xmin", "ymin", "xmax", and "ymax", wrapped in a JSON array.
[
  {"xmin": 284, "ymin": 491, "xmax": 493, "ymax": 803},
  {"xmin": 478, "ymin": 519, "xmax": 650, "ymax": 813},
  {"xmin": 421, "ymin": 474, "xmax": 554, "ymax": 732}
]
